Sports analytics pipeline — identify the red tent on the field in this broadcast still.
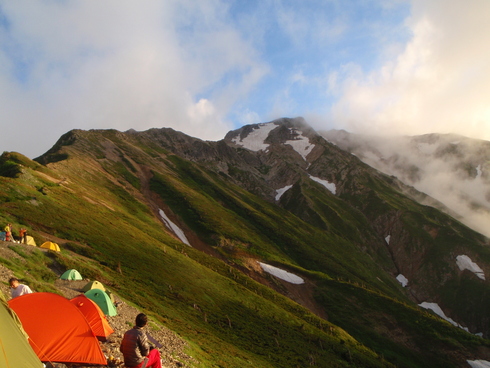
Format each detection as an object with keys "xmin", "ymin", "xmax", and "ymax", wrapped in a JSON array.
[
  {"xmin": 70, "ymin": 294, "xmax": 114, "ymax": 341},
  {"xmin": 8, "ymin": 292, "xmax": 107, "ymax": 365}
]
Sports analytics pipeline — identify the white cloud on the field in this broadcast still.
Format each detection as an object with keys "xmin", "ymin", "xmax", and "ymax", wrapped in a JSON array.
[
  {"xmin": 185, "ymin": 98, "xmax": 231, "ymax": 139},
  {"xmin": 0, "ymin": 1, "xmax": 267, "ymax": 157},
  {"xmin": 3, "ymin": 0, "xmax": 486, "ymax": 160},
  {"xmin": 237, "ymin": 109, "xmax": 261, "ymax": 126},
  {"xmin": 327, "ymin": 0, "xmax": 490, "ymax": 141},
  {"xmin": 326, "ymin": 132, "xmax": 490, "ymax": 237}
]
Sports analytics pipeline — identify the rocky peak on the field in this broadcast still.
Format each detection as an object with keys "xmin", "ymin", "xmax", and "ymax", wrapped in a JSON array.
[
  {"xmin": 225, "ymin": 117, "xmax": 316, "ymax": 148},
  {"xmin": 224, "ymin": 117, "xmax": 324, "ymax": 166}
]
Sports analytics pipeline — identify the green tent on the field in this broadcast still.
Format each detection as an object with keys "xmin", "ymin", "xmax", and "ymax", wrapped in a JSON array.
[
  {"xmin": 0, "ymin": 291, "xmax": 43, "ymax": 368},
  {"xmin": 81, "ymin": 280, "xmax": 105, "ymax": 292},
  {"xmin": 60, "ymin": 269, "xmax": 83, "ymax": 281},
  {"xmin": 84, "ymin": 289, "xmax": 117, "ymax": 316}
]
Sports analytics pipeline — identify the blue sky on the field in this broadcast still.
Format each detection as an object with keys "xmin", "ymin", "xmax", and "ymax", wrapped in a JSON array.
[
  {"xmin": 1, "ymin": 0, "xmax": 489, "ymax": 158},
  {"xmin": 225, "ymin": 1, "xmax": 411, "ymax": 120}
]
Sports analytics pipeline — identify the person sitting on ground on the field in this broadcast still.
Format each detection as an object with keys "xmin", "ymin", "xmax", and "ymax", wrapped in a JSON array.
[
  {"xmin": 9, "ymin": 277, "xmax": 33, "ymax": 298},
  {"xmin": 120, "ymin": 313, "xmax": 162, "ymax": 368}
]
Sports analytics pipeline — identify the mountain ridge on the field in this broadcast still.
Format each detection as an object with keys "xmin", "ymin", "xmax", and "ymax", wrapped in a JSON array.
[
  {"xmin": 34, "ymin": 118, "xmax": 490, "ymax": 329},
  {"xmin": 1, "ymin": 118, "xmax": 490, "ymax": 367}
]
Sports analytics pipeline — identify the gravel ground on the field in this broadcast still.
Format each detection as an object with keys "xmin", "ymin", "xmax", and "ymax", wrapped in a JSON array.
[
  {"xmin": 1, "ymin": 241, "xmax": 198, "ymax": 368},
  {"xmin": 54, "ymin": 279, "xmax": 198, "ymax": 368}
]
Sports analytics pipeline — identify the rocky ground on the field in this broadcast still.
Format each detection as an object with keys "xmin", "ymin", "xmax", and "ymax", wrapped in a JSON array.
[{"xmin": 0, "ymin": 241, "xmax": 198, "ymax": 368}]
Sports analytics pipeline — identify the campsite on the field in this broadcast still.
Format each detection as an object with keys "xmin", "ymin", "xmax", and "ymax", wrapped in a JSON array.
[
  {"xmin": 0, "ymin": 240, "xmax": 194, "ymax": 368},
  {"xmin": 2, "ymin": 121, "xmax": 490, "ymax": 368}
]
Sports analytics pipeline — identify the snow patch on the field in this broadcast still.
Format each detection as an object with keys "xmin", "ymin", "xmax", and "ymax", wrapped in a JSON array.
[
  {"xmin": 385, "ymin": 235, "xmax": 391, "ymax": 244},
  {"xmin": 159, "ymin": 209, "xmax": 191, "ymax": 246},
  {"xmin": 285, "ymin": 129, "xmax": 315, "ymax": 160},
  {"xmin": 467, "ymin": 360, "xmax": 490, "ymax": 368},
  {"xmin": 456, "ymin": 255, "xmax": 485, "ymax": 280},
  {"xmin": 419, "ymin": 302, "xmax": 460, "ymax": 327},
  {"xmin": 396, "ymin": 274, "xmax": 408, "ymax": 287},
  {"xmin": 258, "ymin": 262, "xmax": 305, "ymax": 284},
  {"xmin": 419, "ymin": 302, "xmax": 469, "ymax": 332},
  {"xmin": 231, "ymin": 123, "xmax": 277, "ymax": 152},
  {"xmin": 275, "ymin": 185, "xmax": 293, "ymax": 201},
  {"xmin": 309, "ymin": 175, "xmax": 336, "ymax": 194}
]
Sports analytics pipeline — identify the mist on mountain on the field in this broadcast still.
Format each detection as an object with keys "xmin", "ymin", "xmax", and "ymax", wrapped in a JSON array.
[{"xmin": 322, "ymin": 129, "xmax": 490, "ymax": 237}]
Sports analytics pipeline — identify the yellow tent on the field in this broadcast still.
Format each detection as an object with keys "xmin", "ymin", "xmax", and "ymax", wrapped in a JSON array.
[
  {"xmin": 26, "ymin": 236, "xmax": 37, "ymax": 246},
  {"xmin": 0, "ymin": 291, "xmax": 43, "ymax": 368},
  {"xmin": 82, "ymin": 280, "xmax": 106, "ymax": 292},
  {"xmin": 40, "ymin": 241, "xmax": 60, "ymax": 252}
]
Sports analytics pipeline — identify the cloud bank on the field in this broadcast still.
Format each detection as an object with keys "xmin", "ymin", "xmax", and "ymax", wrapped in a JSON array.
[
  {"xmin": 1, "ymin": 0, "xmax": 489, "ymax": 159},
  {"xmin": 324, "ymin": 0, "xmax": 490, "ymax": 141},
  {"xmin": 0, "ymin": 1, "xmax": 266, "ymax": 157},
  {"xmin": 325, "ymin": 130, "xmax": 490, "ymax": 237}
]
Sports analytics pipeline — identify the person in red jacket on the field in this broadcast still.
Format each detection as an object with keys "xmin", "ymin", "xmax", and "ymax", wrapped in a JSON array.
[
  {"xmin": 120, "ymin": 313, "xmax": 162, "ymax": 368},
  {"xmin": 19, "ymin": 228, "xmax": 27, "ymax": 244}
]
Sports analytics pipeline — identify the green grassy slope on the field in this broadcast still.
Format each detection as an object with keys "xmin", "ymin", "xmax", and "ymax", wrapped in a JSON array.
[
  {"xmin": 0, "ymin": 151, "xmax": 393, "ymax": 367},
  {"xmin": 0, "ymin": 129, "xmax": 489, "ymax": 367}
]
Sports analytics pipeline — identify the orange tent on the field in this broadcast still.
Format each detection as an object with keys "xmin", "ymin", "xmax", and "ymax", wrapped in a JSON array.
[
  {"xmin": 8, "ymin": 292, "xmax": 107, "ymax": 365},
  {"xmin": 70, "ymin": 294, "xmax": 114, "ymax": 341}
]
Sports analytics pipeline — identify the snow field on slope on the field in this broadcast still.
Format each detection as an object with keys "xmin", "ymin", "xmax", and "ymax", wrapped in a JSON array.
[
  {"xmin": 159, "ymin": 209, "xmax": 191, "ymax": 246},
  {"xmin": 275, "ymin": 185, "xmax": 293, "ymax": 201},
  {"xmin": 231, "ymin": 124, "xmax": 315, "ymax": 161},
  {"xmin": 308, "ymin": 175, "xmax": 336, "ymax": 194},
  {"xmin": 285, "ymin": 129, "xmax": 315, "ymax": 160},
  {"xmin": 468, "ymin": 360, "xmax": 490, "ymax": 368},
  {"xmin": 396, "ymin": 274, "xmax": 408, "ymax": 287},
  {"xmin": 231, "ymin": 123, "xmax": 277, "ymax": 151},
  {"xmin": 258, "ymin": 262, "xmax": 305, "ymax": 284},
  {"xmin": 418, "ymin": 302, "xmax": 462, "ymax": 328},
  {"xmin": 456, "ymin": 255, "xmax": 485, "ymax": 280}
]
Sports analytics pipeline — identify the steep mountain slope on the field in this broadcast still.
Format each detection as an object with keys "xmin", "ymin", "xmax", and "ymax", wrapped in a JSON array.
[
  {"xmin": 2, "ymin": 151, "xmax": 386, "ymax": 368},
  {"xmin": 322, "ymin": 129, "xmax": 490, "ymax": 237},
  {"xmin": 0, "ymin": 118, "xmax": 489, "ymax": 367},
  {"xmin": 140, "ymin": 117, "xmax": 490, "ymax": 336}
]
